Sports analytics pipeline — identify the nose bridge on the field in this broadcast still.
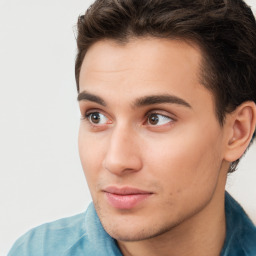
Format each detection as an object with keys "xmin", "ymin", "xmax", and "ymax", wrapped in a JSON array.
[{"xmin": 103, "ymin": 123, "xmax": 142, "ymax": 175}]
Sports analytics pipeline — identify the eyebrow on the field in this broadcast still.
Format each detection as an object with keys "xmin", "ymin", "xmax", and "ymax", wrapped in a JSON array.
[
  {"xmin": 77, "ymin": 91, "xmax": 106, "ymax": 106},
  {"xmin": 77, "ymin": 91, "xmax": 191, "ymax": 109},
  {"xmin": 133, "ymin": 94, "xmax": 192, "ymax": 108}
]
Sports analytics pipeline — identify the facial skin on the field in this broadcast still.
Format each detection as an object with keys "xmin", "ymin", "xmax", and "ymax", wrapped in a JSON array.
[{"xmin": 78, "ymin": 38, "xmax": 231, "ymax": 256}]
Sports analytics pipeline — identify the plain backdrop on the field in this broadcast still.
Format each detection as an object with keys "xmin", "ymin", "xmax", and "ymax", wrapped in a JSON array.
[{"xmin": 0, "ymin": 0, "xmax": 255, "ymax": 255}]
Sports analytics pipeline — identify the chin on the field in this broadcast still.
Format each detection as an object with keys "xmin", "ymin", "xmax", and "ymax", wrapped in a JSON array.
[
  {"xmin": 103, "ymin": 218, "xmax": 184, "ymax": 242},
  {"xmin": 97, "ymin": 207, "xmax": 182, "ymax": 242},
  {"xmin": 95, "ymin": 206, "xmax": 157, "ymax": 241},
  {"xmin": 104, "ymin": 223, "xmax": 161, "ymax": 242}
]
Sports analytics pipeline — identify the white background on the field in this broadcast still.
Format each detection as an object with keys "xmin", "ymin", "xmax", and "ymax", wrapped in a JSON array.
[{"xmin": 0, "ymin": 0, "xmax": 255, "ymax": 255}]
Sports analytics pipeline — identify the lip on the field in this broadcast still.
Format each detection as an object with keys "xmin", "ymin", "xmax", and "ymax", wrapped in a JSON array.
[{"xmin": 103, "ymin": 186, "xmax": 153, "ymax": 210}]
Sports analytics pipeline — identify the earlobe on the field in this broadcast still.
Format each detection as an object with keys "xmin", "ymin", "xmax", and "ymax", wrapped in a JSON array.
[{"xmin": 224, "ymin": 101, "xmax": 256, "ymax": 162}]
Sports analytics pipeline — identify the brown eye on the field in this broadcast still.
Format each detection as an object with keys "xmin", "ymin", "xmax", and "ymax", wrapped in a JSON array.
[
  {"xmin": 90, "ymin": 113, "xmax": 101, "ymax": 124},
  {"xmin": 87, "ymin": 112, "xmax": 108, "ymax": 125},
  {"xmin": 147, "ymin": 113, "xmax": 172, "ymax": 126},
  {"xmin": 148, "ymin": 113, "xmax": 159, "ymax": 125}
]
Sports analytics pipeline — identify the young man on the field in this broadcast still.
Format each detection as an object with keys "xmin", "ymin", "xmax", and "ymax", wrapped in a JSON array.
[{"xmin": 8, "ymin": 0, "xmax": 256, "ymax": 255}]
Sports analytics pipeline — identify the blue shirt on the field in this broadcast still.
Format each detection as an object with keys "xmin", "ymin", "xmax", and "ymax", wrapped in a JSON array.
[{"xmin": 8, "ymin": 192, "xmax": 256, "ymax": 256}]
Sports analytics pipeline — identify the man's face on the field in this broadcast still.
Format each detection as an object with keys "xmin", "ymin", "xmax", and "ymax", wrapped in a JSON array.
[{"xmin": 78, "ymin": 38, "xmax": 227, "ymax": 241}]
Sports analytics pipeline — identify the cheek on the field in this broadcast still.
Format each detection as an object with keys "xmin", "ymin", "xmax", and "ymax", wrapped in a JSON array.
[
  {"xmin": 144, "ymin": 125, "xmax": 223, "ymax": 194},
  {"xmin": 142, "ymin": 132, "xmax": 223, "ymax": 219}
]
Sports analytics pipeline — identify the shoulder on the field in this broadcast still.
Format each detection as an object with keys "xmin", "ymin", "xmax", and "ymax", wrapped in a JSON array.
[
  {"xmin": 7, "ymin": 211, "xmax": 87, "ymax": 256},
  {"xmin": 222, "ymin": 192, "xmax": 256, "ymax": 256},
  {"xmin": 7, "ymin": 203, "xmax": 122, "ymax": 256}
]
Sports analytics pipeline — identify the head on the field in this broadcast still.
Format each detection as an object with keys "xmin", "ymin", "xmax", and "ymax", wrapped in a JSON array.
[
  {"xmin": 76, "ymin": 0, "xmax": 256, "ymax": 172},
  {"xmin": 76, "ymin": 0, "xmax": 256, "ymax": 243}
]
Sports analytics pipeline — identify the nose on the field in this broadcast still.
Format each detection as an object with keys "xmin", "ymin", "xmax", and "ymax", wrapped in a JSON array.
[{"xmin": 103, "ymin": 125, "xmax": 143, "ymax": 176}]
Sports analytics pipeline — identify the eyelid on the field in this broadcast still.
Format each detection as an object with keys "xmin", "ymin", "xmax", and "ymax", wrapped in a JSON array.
[
  {"xmin": 146, "ymin": 110, "xmax": 176, "ymax": 120},
  {"xmin": 80, "ymin": 107, "xmax": 176, "ymax": 129},
  {"xmin": 81, "ymin": 109, "xmax": 113, "ymax": 127},
  {"xmin": 144, "ymin": 110, "xmax": 176, "ymax": 127},
  {"xmin": 81, "ymin": 108, "xmax": 108, "ymax": 119}
]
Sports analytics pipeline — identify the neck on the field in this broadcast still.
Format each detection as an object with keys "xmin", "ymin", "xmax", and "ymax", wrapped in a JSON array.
[{"xmin": 117, "ymin": 169, "xmax": 227, "ymax": 256}]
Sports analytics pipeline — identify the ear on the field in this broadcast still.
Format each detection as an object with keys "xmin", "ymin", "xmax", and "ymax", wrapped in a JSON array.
[{"xmin": 224, "ymin": 101, "xmax": 256, "ymax": 163}]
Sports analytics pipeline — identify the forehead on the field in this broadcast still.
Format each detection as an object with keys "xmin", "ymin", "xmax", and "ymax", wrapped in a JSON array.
[
  {"xmin": 80, "ymin": 38, "xmax": 216, "ymax": 111},
  {"xmin": 80, "ymin": 38, "xmax": 203, "ymax": 87}
]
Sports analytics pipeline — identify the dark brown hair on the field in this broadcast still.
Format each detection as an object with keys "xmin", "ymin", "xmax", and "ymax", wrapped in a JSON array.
[{"xmin": 75, "ymin": 0, "xmax": 256, "ymax": 172}]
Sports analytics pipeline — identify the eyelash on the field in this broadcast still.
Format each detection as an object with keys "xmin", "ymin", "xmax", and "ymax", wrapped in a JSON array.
[
  {"xmin": 84, "ymin": 111, "xmax": 111, "ymax": 126},
  {"xmin": 81, "ymin": 110, "xmax": 175, "ymax": 128},
  {"xmin": 145, "ymin": 112, "xmax": 174, "ymax": 125}
]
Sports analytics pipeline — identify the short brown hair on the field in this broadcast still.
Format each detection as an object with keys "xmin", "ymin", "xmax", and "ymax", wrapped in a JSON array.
[{"xmin": 75, "ymin": 0, "xmax": 256, "ymax": 172}]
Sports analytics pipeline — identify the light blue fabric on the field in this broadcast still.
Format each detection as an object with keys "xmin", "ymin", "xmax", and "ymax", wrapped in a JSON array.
[
  {"xmin": 220, "ymin": 192, "xmax": 256, "ymax": 256},
  {"xmin": 7, "ymin": 205, "xmax": 122, "ymax": 256},
  {"xmin": 8, "ymin": 192, "xmax": 256, "ymax": 256}
]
